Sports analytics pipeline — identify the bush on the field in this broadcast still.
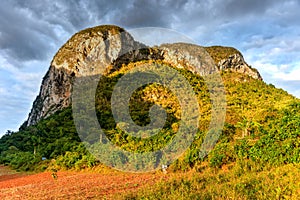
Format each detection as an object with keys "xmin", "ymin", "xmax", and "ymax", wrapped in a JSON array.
[
  {"xmin": 209, "ymin": 143, "xmax": 235, "ymax": 168},
  {"xmin": 8, "ymin": 152, "xmax": 41, "ymax": 171}
]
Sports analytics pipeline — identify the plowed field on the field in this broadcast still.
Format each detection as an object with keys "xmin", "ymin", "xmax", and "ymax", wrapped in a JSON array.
[{"xmin": 0, "ymin": 166, "xmax": 167, "ymax": 199}]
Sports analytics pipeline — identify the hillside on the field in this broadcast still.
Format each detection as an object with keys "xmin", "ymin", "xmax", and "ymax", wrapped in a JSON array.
[{"xmin": 0, "ymin": 25, "xmax": 300, "ymax": 199}]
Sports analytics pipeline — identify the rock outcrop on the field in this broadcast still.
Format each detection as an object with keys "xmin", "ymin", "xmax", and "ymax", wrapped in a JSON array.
[
  {"xmin": 159, "ymin": 43, "xmax": 217, "ymax": 76},
  {"xmin": 204, "ymin": 46, "xmax": 262, "ymax": 80},
  {"xmin": 23, "ymin": 25, "xmax": 144, "ymax": 127},
  {"xmin": 217, "ymin": 54, "xmax": 262, "ymax": 80},
  {"xmin": 22, "ymin": 25, "xmax": 262, "ymax": 127}
]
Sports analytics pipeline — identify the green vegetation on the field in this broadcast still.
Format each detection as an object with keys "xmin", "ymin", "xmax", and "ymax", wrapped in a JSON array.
[
  {"xmin": 204, "ymin": 46, "xmax": 242, "ymax": 64},
  {"xmin": 0, "ymin": 108, "xmax": 89, "ymax": 171},
  {"xmin": 0, "ymin": 58, "xmax": 299, "ymax": 198},
  {"xmin": 117, "ymin": 164, "xmax": 300, "ymax": 199}
]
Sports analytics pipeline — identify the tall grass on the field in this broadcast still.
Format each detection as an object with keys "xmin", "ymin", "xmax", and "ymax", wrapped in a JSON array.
[{"xmin": 116, "ymin": 163, "xmax": 300, "ymax": 200}]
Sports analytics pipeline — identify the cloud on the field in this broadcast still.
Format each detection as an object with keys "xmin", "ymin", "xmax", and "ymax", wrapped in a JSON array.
[
  {"xmin": 273, "ymin": 66, "xmax": 300, "ymax": 81},
  {"xmin": 0, "ymin": 56, "xmax": 47, "ymax": 135},
  {"xmin": 1, "ymin": 0, "xmax": 299, "ymax": 66},
  {"xmin": 222, "ymin": 0, "xmax": 278, "ymax": 17},
  {"xmin": 114, "ymin": 0, "xmax": 188, "ymax": 27},
  {"xmin": 271, "ymin": 79, "xmax": 300, "ymax": 98},
  {"xmin": 0, "ymin": 1, "xmax": 59, "ymax": 62}
]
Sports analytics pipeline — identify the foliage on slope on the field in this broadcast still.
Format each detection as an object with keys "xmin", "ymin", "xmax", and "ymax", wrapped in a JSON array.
[
  {"xmin": 0, "ymin": 60, "xmax": 299, "ymax": 173},
  {"xmin": 204, "ymin": 46, "xmax": 242, "ymax": 64},
  {"xmin": 117, "ymin": 164, "xmax": 300, "ymax": 199}
]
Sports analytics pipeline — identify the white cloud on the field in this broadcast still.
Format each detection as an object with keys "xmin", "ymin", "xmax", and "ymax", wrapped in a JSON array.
[
  {"xmin": 273, "ymin": 66, "xmax": 300, "ymax": 81},
  {"xmin": 0, "ymin": 87, "xmax": 6, "ymax": 94},
  {"xmin": 0, "ymin": 54, "xmax": 49, "ymax": 135}
]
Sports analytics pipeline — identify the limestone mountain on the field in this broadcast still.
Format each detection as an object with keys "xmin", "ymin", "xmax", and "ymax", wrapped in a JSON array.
[
  {"xmin": 22, "ymin": 25, "xmax": 261, "ymax": 128},
  {"xmin": 2, "ymin": 25, "xmax": 300, "ymax": 199},
  {"xmin": 23, "ymin": 25, "xmax": 144, "ymax": 127}
]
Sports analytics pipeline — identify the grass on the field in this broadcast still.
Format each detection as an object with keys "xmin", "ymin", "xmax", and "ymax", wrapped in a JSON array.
[
  {"xmin": 0, "ymin": 165, "xmax": 20, "ymax": 176},
  {"xmin": 1, "ymin": 162, "xmax": 300, "ymax": 199},
  {"xmin": 115, "ymin": 163, "xmax": 300, "ymax": 200}
]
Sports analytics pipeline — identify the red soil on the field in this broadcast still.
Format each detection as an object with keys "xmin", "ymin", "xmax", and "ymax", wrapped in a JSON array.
[{"xmin": 0, "ymin": 166, "xmax": 167, "ymax": 200}]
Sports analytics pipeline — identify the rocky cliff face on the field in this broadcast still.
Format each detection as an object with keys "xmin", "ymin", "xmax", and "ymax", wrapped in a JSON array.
[
  {"xmin": 22, "ymin": 25, "xmax": 262, "ymax": 127},
  {"xmin": 159, "ymin": 43, "xmax": 217, "ymax": 76},
  {"xmin": 217, "ymin": 54, "xmax": 262, "ymax": 80},
  {"xmin": 23, "ymin": 25, "xmax": 144, "ymax": 127}
]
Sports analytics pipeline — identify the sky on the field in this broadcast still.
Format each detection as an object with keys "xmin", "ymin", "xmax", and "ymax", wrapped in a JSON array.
[{"xmin": 0, "ymin": 0, "xmax": 300, "ymax": 136}]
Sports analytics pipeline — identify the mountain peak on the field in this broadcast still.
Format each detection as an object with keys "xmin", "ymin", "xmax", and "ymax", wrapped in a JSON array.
[
  {"xmin": 51, "ymin": 25, "xmax": 141, "ymax": 75},
  {"xmin": 204, "ymin": 46, "xmax": 262, "ymax": 80},
  {"xmin": 22, "ymin": 25, "xmax": 262, "ymax": 128}
]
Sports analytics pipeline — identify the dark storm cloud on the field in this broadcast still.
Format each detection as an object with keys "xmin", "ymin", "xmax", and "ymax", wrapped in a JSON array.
[
  {"xmin": 114, "ymin": 0, "xmax": 188, "ymax": 27},
  {"xmin": 0, "ymin": 1, "xmax": 57, "ymax": 62},
  {"xmin": 0, "ymin": 0, "xmax": 189, "ymax": 64},
  {"xmin": 13, "ymin": 0, "xmax": 89, "ymax": 30},
  {"xmin": 0, "ymin": 0, "xmax": 129, "ymax": 64},
  {"xmin": 223, "ymin": 0, "xmax": 278, "ymax": 17},
  {"xmin": 0, "ymin": 0, "xmax": 299, "ymax": 64}
]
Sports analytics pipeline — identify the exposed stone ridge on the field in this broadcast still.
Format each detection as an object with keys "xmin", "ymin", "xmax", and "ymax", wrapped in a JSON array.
[
  {"xmin": 159, "ymin": 43, "xmax": 217, "ymax": 76},
  {"xmin": 22, "ymin": 25, "xmax": 263, "ymax": 128},
  {"xmin": 51, "ymin": 25, "xmax": 144, "ymax": 76},
  {"xmin": 205, "ymin": 46, "xmax": 262, "ymax": 80},
  {"xmin": 217, "ymin": 53, "xmax": 262, "ymax": 80},
  {"xmin": 23, "ymin": 25, "xmax": 144, "ymax": 127}
]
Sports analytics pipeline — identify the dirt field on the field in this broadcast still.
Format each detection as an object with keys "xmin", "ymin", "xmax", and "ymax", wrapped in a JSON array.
[{"xmin": 0, "ymin": 165, "xmax": 166, "ymax": 199}]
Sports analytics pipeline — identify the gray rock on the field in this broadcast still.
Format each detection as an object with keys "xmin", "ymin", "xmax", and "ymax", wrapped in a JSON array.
[
  {"xmin": 217, "ymin": 54, "xmax": 262, "ymax": 80},
  {"xmin": 23, "ymin": 25, "xmax": 143, "ymax": 127}
]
